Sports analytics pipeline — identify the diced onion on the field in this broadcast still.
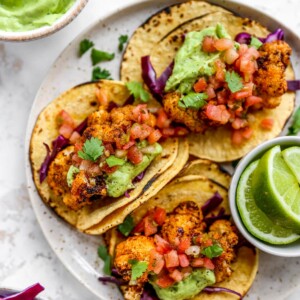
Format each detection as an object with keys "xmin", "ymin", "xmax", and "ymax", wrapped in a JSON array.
[{"xmin": 185, "ymin": 245, "xmax": 200, "ymax": 256}]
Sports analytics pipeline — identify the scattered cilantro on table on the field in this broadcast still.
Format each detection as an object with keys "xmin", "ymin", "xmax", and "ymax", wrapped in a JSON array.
[
  {"xmin": 225, "ymin": 71, "xmax": 243, "ymax": 93},
  {"xmin": 78, "ymin": 137, "xmax": 104, "ymax": 161},
  {"xmin": 178, "ymin": 92, "xmax": 208, "ymax": 109},
  {"xmin": 79, "ymin": 39, "xmax": 94, "ymax": 57},
  {"xmin": 106, "ymin": 155, "xmax": 126, "ymax": 167},
  {"xmin": 118, "ymin": 34, "xmax": 128, "ymax": 51},
  {"xmin": 92, "ymin": 67, "xmax": 112, "ymax": 81},
  {"xmin": 201, "ymin": 244, "xmax": 223, "ymax": 259},
  {"xmin": 126, "ymin": 81, "xmax": 150, "ymax": 102},
  {"xmin": 288, "ymin": 106, "xmax": 300, "ymax": 135},
  {"xmin": 91, "ymin": 48, "xmax": 115, "ymax": 65},
  {"xmin": 118, "ymin": 215, "xmax": 135, "ymax": 236},
  {"xmin": 98, "ymin": 245, "xmax": 112, "ymax": 275},
  {"xmin": 128, "ymin": 259, "xmax": 148, "ymax": 281},
  {"xmin": 250, "ymin": 37, "xmax": 263, "ymax": 49}
]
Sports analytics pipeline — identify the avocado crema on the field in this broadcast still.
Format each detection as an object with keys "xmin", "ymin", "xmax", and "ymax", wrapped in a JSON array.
[
  {"xmin": 165, "ymin": 24, "xmax": 231, "ymax": 94},
  {"xmin": 151, "ymin": 269, "xmax": 216, "ymax": 300},
  {"xmin": 106, "ymin": 143, "xmax": 162, "ymax": 197},
  {"xmin": 0, "ymin": 0, "xmax": 76, "ymax": 32}
]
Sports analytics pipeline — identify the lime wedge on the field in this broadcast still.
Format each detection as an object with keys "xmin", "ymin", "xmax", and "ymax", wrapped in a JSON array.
[
  {"xmin": 282, "ymin": 146, "xmax": 300, "ymax": 183},
  {"xmin": 252, "ymin": 145, "xmax": 300, "ymax": 232},
  {"xmin": 237, "ymin": 160, "xmax": 300, "ymax": 244}
]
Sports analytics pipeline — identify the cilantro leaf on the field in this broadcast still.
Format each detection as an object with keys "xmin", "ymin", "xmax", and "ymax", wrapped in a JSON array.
[
  {"xmin": 288, "ymin": 106, "xmax": 300, "ymax": 135},
  {"xmin": 91, "ymin": 48, "xmax": 115, "ymax": 66},
  {"xmin": 178, "ymin": 92, "xmax": 208, "ymax": 110},
  {"xmin": 225, "ymin": 71, "xmax": 243, "ymax": 93},
  {"xmin": 126, "ymin": 81, "xmax": 150, "ymax": 102},
  {"xmin": 79, "ymin": 39, "xmax": 94, "ymax": 57},
  {"xmin": 92, "ymin": 67, "xmax": 112, "ymax": 81},
  {"xmin": 118, "ymin": 34, "xmax": 128, "ymax": 52},
  {"xmin": 118, "ymin": 215, "xmax": 134, "ymax": 236},
  {"xmin": 201, "ymin": 244, "xmax": 223, "ymax": 259},
  {"xmin": 98, "ymin": 245, "xmax": 111, "ymax": 275},
  {"xmin": 128, "ymin": 259, "xmax": 148, "ymax": 281},
  {"xmin": 106, "ymin": 155, "xmax": 126, "ymax": 167},
  {"xmin": 67, "ymin": 165, "xmax": 80, "ymax": 187},
  {"xmin": 78, "ymin": 137, "xmax": 104, "ymax": 161},
  {"xmin": 250, "ymin": 37, "xmax": 263, "ymax": 49}
]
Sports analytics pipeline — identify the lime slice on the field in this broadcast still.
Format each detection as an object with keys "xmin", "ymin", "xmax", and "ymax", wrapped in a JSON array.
[
  {"xmin": 237, "ymin": 160, "xmax": 300, "ymax": 244},
  {"xmin": 282, "ymin": 146, "xmax": 300, "ymax": 183},
  {"xmin": 252, "ymin": 145, "xmax": 300, "ymax": 232}
]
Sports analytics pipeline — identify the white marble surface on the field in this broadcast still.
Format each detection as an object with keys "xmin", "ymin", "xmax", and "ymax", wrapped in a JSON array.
[{"xmin": 1, "ymin": 0, "xmax": 300, "ymax": 299}]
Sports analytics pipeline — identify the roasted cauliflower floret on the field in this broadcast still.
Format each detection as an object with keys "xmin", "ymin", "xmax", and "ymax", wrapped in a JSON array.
[
  {"xmin": 161, "ymin": 201, "xmax": 205, "ymax": 244},
  {"xmin": 208, "ymin": 220, "xmax": 239, "ymax": 283},
  {"xmin": 163, "ymin": 92, "xmax": 206, "ymax": 133},
  {"xmin": 87, "ymin": 110, "xmax": 110, "ymax": 127},
  {"xmin": 255, "ymin": 40, "xmax": 292, "ymax": 108}
]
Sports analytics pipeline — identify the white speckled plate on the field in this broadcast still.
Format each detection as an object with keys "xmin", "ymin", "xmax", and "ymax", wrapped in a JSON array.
[{"xmin": 25, "ymin": 0, "xmax": 300, "ymax": 299}]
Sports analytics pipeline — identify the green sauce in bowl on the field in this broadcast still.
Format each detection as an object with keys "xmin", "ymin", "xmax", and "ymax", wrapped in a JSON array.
[{"xmin": 0, "ymin": 0, "xmax": 76, "ymax": 32}]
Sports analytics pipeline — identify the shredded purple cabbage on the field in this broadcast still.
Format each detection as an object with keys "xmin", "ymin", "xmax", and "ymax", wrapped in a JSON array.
[
  {"xmin": 141, "ymin": 56, "xmax": 174, "ymax": 100},
  {"xmin": 235, "ymin": 28, "xmax": 284, "ymax": 44},
  {"xmin": 141, "ymin": 284, "xmax": 159, "ymax": 300},
  {"xmin": 201, "ymin": 192, "xmax": 223, "ymax": 216},
  {"xmin": 74, "ymin": 118, "xmax": 88, "ymax": 134},
  {"xmin": 133, "ymin": 171, "xmax": 145, "ymax": 183},
  {"xmin": 203, "ymin": 286, "xmax": 243, "ymax": 299},
  {"xmin": 287, "ymin": 80, "xmax": 300, "ymax": 91},
  {"xmin": 124, "ymin": 190, "xmax": 130, "ymax": 198},
  {"xmin": 98, "ymin": 276, "xmax": 125, "ymax": 286},
  {"xmin": 203, "ymin": 207, "xmax": 230, "ymax": 226},
  {"xmin": 0, "ymin": 284, "xmax": 44, "ymax": 300}
]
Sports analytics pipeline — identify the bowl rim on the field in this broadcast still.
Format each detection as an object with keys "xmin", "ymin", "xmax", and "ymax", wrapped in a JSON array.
[
  {"xmin": 229, "ymin": 136, "xmax": 300, "ymax": 257},
  {"xmin": 0, "ymin": 0, "xmax": 88, "ymax": 42}
]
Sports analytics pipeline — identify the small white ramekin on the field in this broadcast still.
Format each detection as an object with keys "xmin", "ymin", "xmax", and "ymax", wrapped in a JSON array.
[{"xmin": 229, "ymin": 136, "xmax": 300, "ymax": 257}]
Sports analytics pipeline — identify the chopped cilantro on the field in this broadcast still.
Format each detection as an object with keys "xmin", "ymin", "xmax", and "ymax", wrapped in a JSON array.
[
  {"xmin": 92, "ymin": 67, "xmax": 112, "ymax": 81},
  {"xmin": 78, "ymin": 137, "xmax": 104, "ymax": 161},
  {"xmin": 79, "ymin": 39, "xmax": 94, "ymax": 57},
  {"xmin": 91, "ymin": 48, "xmax": 115, "ymax": 66},
  {"xmin": 128, "ymin": 259, "xmax": 148, "ymax": 281},
  {"xmin": 288, "ymin": 106, "xmax": 300, "ymax": 135},
  {"xmin": 225, "ymin": 71, "xmax": 243, "ymax": 93},
  {"xmin": 201, "ymin": 244, "xmax": 223, "ymax": 259},
  {"xmin": 98, "ymin": 245, "xmax": 111, "ymax": 275},
  {"xmin": 66, "ymin": 166, "xmax": 80, "ymax": 187},
  {"xmin": 126, "ymin": 81, "xmax": 150, "ymax": 102},
  {"xmin": 118, "ymin": 34, "xmax": 128, "ymax": 52},
  {"xmin": 250, "ymin": 37, "xmax": 263, "ymax": 49},
  {"xmin": 106, "ymin": 155, "xmax": 126, "ymax": 167},
  {"xmin": 118, "ymin": 215, "xmax": 135, "ymax": 236},
  {"xmin": 178, "ymin": 92, "xmax": 208, "ymax": 110}
]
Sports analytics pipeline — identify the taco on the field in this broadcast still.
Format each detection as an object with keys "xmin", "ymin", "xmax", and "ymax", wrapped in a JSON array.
[
  {"xmin": 121, "ymin": 0, "xmax": 295, "ymax": 161},
  {"xmin": 30, "ymin": 80, "xmax": 189, "ymax": 232},
  {"xmin": 103, "ymin": 162, "xmax": 258, "ymax": 300}
]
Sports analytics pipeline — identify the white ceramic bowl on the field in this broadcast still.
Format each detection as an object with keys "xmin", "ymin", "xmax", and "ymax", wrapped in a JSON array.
[
  {"xmin": 0, "ymin": 0, "xmax": 88, "ymax": 42},
  {"xmin": 229, "ymin": 136, "xmax": 300, "ymax": 257}
]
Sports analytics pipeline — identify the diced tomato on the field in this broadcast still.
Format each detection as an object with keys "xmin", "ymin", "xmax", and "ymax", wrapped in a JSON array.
[
  {"xmin": 132, "ymin": 219, "xmax": 145, "ymax": 234},
  {"xmin": 246, "ymin": 46, "xmax": 260, "ymax": 59},
  {"xmin": 155, "ymin": 235, "xmax": 173, "ymax": 254},
  {"xmin": 69, "ymin": 131, "xmax": 81, "ymax": 144},
  {"xmin": 181, "ymin": 266, "xmax": 193, "ymax": 278},
  {"xmin": 206, "ymin": 85, "xmax": 216, "ymax": 99},
  {"xmin": 193, "ymin": 77, "xmax": 207, "ymax": 93},
  {"xmin": 231, "ymin": 87, "xmax": 253, "ymax": 100},
  {"xmin": 217, "ymin": 89, "xmax": 228, "ymax": 105},
  {"xmin": 177, "ymin": 238, "xmax": 191, "ymax": 254},
  {"xmin": 132, "ymin": 104, "xmax": 149, "ymax": 123},
  {"xmin": 58, "ymin": 110, "xmax": 75, "ymax": 127},
  {"xmin": 148, "ymin": 129, "xmax": 162, "ymax": 144},
  {"xmin": 130, "ymin": 123, "xmax": 152, "ymax": 141},
  {"xmin": 122, "ymin": 140, "xmax": 135, "ymax": 150},
  {"xmin": 238, "ymin": 44, "xmax": 249, "ymax": 56},
  {"xmin": 223, "ymin": 48, "xmax": 239, "ymax": 65},
  {"xmin": 80, "ymin": 159, "xmax": 94, "ymax": 171},
  {"xmin": 156, "ymin": 275, "xmax": 174, "ymax": 288},
  {"xmin": 191, "ymin": 257, "xmax": 204, "ymax": 268},
  {"xmin": 144, "ymin": 216, "xmax": 158, "ymax": 236},
  {"xmin": 214, "ymin": 60, "xmax": 225, "ymax": 82},
  {"xmin": 178, "ymin": 254, "xmax": 190, "ymax": 268},
  {"xmin": 203, "ymin": 257, "xmax": 215, "ymax": 270},
  {"xmin": 242, "ymin": 127, "xmax": 253, "ymax": 139},
  {"xmin": 164, "ymin": 250, "xmax": 179, "ymax": 268},
  {"xmin": 103, "ymin": 143, "xmax": 115, "ymax": 156},
  {"xmin": 74, "ymin": 141, "xmax": 83, "ymax": 152},
  {"xmin": 245, "ymin": 96, "xmax": 263, "ymax": 109},
  {"xmin": 72, "ymin": 153, "xmax": 82, "ymax": 165},
  {"xmin": 202, "ymin": 36, "xmax": 217, "ymax": 53},
  {"xmin": 232, "ymin": 118, "xmax": 248, "ymax": 130},
  {"xmin": 156, "ymin": 108, "xmax": 171, "ymax": 129},
  {"xmin": 169, "ymin": 269, "xmax": 183, "ymax": 282},
  {"xmin": 88, "ymin": 164, "xmax": 102, "ymax": 176},
  {"xmin": 162, "ymin": 127, "xmax": 176, "ymax": 137},
  {"xmin": 232, "ymin": 129, "xmax": 244, "ymax": 145},
  {"xmin": 59, "ymin": 123, "xmax": 74, "ymax": 139},
  {"xmin": 174, "ymin": 127, "xmax": 189, "ymax": 137},
  {"xmin": 149, "ymin": 249, "xmax": 165, "ymax": 274},
  {"xmin": 208, "ymin": 76, "xmax": 222, "ymax": 90},
  {"xmin": 260, "ymin": 118, "xmax": 274, "ymax": 130},
  {"xmin": 102, "ymin": 164, "xmax": 118, "ymax": 174},
  {"xmin": 153, "ymin": 207, "xmax": 166, "ymax": 226},
  {"xmin": 127, "ymin": 145, "xmax": 143, "ymax": 164},
  {"xmin": 205, "ymin": 104, "xmax": 231, "ymax": 124},
  {"xmin": 96, "ymin": 88, "xmax": 109, "ymax": 107},
  {"xmin": 214, "ymin": 38, "xmax": 234, "ymax": 51},
  {"xmin": 203, "ymin": 239, "xmax": 213, "ymax": 247}
]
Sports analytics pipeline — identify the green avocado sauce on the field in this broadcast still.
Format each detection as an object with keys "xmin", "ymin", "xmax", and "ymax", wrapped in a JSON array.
[
  {"xmin": 165, "ymin": 24, "xmax": 231, "ymax": 94},
  {"xmin": 0, "ymin": 0, "xmax": 76, "ymax": 32},
  {"xmin": 150, "ymin": 269, "xmax": 216, "ymax": 300},
  {"xmin": 106, "ymin": 142, "xmax": 162, "ymax": 198}
]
